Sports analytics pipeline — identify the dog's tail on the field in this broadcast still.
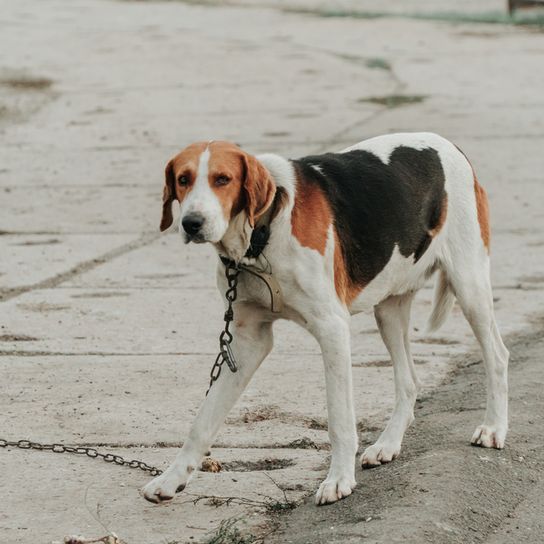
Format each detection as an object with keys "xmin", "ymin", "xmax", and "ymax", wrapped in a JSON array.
[{"xmin": 427, "ymin": 270, "xmax": 456, "ymax": 333}]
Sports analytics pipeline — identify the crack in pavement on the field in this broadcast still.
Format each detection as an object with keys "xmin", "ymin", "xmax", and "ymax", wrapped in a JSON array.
[{"xmin": 0, "ymin": 232, "xmax": 160, "ymax": 303}]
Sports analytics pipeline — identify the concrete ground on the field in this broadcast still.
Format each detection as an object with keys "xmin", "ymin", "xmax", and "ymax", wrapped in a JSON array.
[{"xmin": 0, "ymin": 1, "xmax": 543, "ymax": 543}]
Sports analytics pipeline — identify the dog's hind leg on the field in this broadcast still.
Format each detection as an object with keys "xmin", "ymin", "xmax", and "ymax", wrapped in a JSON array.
[
  {"xmin": 141, "ymin": 305, "xmax": 273, "ymax": 503},
  {"xmin": 361, "ymin": 292, "xmax": 417, "ymax": 468},
  {"xmin": 445, "ymin": 257, "xmax": 509, "ymax": 449}
]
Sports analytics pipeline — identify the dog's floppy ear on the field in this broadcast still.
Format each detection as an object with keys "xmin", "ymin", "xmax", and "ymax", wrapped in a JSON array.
[
  {"xmin": 160, "ymin": 160, "xmax": 177, "ymax": 232},
  {"xmin": 242, "ymin": 153, "xmax": 276, "ymax": 228}
]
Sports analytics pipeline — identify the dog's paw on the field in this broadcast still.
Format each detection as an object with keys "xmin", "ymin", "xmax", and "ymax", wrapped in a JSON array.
[
  {"xmin": 141, "ymin": 471, "xmax": 187, "ymax": 504},
  {"xmin": 360, "ymin": 441, "xmax": 400, "ymax": 469},
  {"xmin": 315, "ymin": 475, "xmax": 356, "ymax": 505},
  {"xmin": 471, "ymin": 425, "xmax": 506, "ymax": 449}
]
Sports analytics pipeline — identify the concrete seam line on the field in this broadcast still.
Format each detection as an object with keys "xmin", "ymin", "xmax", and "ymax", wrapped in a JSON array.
[{"xmin": 0, "ymin": 232, "xmax": 160, "ymax": 303}]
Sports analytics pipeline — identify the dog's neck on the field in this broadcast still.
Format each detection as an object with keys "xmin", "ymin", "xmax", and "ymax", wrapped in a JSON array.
[
  {"xmin": 215, "ymin": 191, "xmax": 278, "ymax": 265},
  {"xmin": 216, "ymin": 152, "xmax": 294, "ymax": 265}
]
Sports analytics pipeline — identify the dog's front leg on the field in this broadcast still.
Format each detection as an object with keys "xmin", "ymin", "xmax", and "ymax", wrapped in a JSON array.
[
  {"xmin": 311, "ymin": 314, "xmax": 358, "ymax": 505},
  {"xmin": 142, "ymin": 309, "xmax": 273, "ymax": 503}
]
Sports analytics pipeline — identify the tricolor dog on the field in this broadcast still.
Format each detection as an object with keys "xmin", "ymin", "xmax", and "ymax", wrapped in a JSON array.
[{"xmin": 142, "ymin": 133, "xmax": 508, "ymax": 505}]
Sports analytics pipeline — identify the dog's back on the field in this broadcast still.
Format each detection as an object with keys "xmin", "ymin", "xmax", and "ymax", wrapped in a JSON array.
[
  {"xmin": 292, "ymin": 134, "xmax": 449, "ymax": 289},
  {"xmin": 289, "ymin": 132, "xmax": 487, "ymax": 318}
]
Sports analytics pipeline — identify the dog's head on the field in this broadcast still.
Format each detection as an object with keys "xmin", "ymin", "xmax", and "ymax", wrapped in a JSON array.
[{"xmin": 160, "ymin": 141, "xmax": 276, "ymax": 247}]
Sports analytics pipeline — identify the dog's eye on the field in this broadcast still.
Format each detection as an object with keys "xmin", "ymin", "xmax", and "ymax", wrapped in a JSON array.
[
  {"xmin": 177, "ymin": 175, "xmax": 189, "ymax": 187},
  {"xmin": 215, "ymin": 175, "xmax": 231, "ymax": 186}
]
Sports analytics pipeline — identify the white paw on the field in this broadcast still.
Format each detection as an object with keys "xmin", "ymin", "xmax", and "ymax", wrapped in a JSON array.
[
  {"xmin": 360, "ymin": 441, "xmax": 400, "ymax": 469},
  {"xmin": 315, "ymin": 475, "xmax": 356, "ymax": 505},
  {"xmin": 141, "ymin": 469, "xmax": 188, "ymax": 504},
  {"xmin": 471, "ymin": 425, "xmax": 506, "ymax": 449}
]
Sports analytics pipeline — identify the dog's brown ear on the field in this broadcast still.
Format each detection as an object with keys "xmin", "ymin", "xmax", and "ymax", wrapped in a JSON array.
[
  {"xmin": 160, "ymin": 160, "xmax": 177, "ymax": 232},
  {"xmin": 242, "ymin": 153, "xmax": 276, "ymax": 228}
]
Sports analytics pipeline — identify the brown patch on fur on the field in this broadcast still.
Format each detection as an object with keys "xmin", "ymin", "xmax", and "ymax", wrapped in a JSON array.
[
  {"xmin": 292, "ymin": 170, "xmax": 362, "ymax": 304},
  {"xmin": 429, "ymin": 194, "xmax": 448, "ymax": 237},
  {"xmin": 239, "ymin": 149, "xmax": 276, "ymax": 226},
  {"xmin": 474, "ymin": 176, "xmax": 490, "ymax": 251},
  {"xmin": 453, "ymin": 144, "xmax": 490, "ymax": 252},
  {"xmin": 333, "ymin": 230, "xmax": 362, "ymax": 305},
  {"xmin": 206, "ymin": 141, "xmax": 247, "ymax": 220},
  {"xmin": 291, "ymin": 174, "xmax": 331, "ymax": 255}
]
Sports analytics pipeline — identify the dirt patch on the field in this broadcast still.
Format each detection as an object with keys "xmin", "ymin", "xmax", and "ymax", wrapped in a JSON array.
[
  {"xmin": 17, "ymin": 302, "xmax": 70, "ymax": 312},
  {"xmin": 357, "ymin": 94, "xmax": 426, "ymax": 108},
  {"xmin": 0, "ymin": 105, "xmax": 10, "ymax": 121},
  {"xmin": 70, "ymin": 291, "xmax": 131, "ymax": 299},
  {"xmin": 357, "ymin": 420, "xmax": 381, "ymax": 433},
  {"xmin": 414, "ymin": 336, "xmax": 461, "ymax": 345},
  {"xmin": 263, "ymin": 131, "xmax": 291, "ymax": 138},
  {"xmin": 0, "ymin": 76, "xmax": 53, "ymax": 90},
  {"xmin": 354, "ymin": 358, "xmax": 429, "ymax": 368},
  {"xmin": 228, "ymin": 406, "xmax": 328, "ymax": 431},
  {"xmin": 222, "ymin": 458, "xmax": 295, "ymax": 472},
  {"xmin": 0, "ymin": 334, "xmax": 39, "ymax": 342},
  {"xmin": 353, "ymin": 359, "xmax": 391, "ymax": 368},
  {"xmin": 135, "ymin": 273, "xmax": 187, "ymax": 280},
  {"xmin": 285, "ymin": 438, "xmax": 319, "ymax": 450},
  {"xmin": 12, "ymin": 239, "xmax": 61, "ymax": 246},
  {"xmin": 286, "ymin": 112, "xmax": 316, "ymax": 119},
  {"xmin": 0, "ymin": 70, "xmax": 56, "ymax": 126},
  {"xmin": 228, "ymin": 406, "xmax": 281, "ymax": 424},
  {"xmin": 518, "ymin": 274, "xmax": 544, "ymax": 284},
  {"xmin": 455, "ymin": 30, "xmax": 503, "ymax": 38},
  {"xmin": 365, "ymin": 57, "xmax": 391, "ymax": 70}
]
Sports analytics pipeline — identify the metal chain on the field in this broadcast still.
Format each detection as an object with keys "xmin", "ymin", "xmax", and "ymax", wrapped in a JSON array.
[
  {"xmin": 0, "ymin": 438, "xmax": 163, "ymax": 476},
  {"xmin": 206, "ymin": 260, "xmax": 241, "ymax": 395},
  {"xmin": 0, "ymin": 262, "xmax": 243, "ymax": 474}
]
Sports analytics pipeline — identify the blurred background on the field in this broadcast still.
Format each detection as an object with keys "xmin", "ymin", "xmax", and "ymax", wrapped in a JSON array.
[{"xmin": 1, "ymin": 1, "xmax": 544, "ymax": 543}]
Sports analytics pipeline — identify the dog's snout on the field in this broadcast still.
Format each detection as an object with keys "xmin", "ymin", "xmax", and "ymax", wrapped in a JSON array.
[{"xmin": 182, "ymin": 213, "xmax": 205, "ymax": 235}]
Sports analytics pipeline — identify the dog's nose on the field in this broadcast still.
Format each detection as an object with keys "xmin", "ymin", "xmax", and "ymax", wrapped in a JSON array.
[{"xmin": 182, "ymin": 213, "xmax": 205, "ymax": 235}]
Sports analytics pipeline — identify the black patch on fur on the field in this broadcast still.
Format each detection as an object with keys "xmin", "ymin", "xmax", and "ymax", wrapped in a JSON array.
[{"xmin": 292, "ymin": 146, "xmax": 446, "ymax": 287}]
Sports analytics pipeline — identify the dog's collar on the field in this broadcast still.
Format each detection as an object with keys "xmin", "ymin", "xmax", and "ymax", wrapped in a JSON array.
[
  {"xmin": 219, "ymin": 192, "xmax": 283, "ymax": 313},
  {"xmin": 219, "ymin": 222, "xmax": 270, "ymax": 266},
  {"xmin": 220, "ymin": 186, "xmax": 282, "ymax": 264},
  {"xmin": 245, "ymin": 224, "xmax": 271, "ymax": 260}
]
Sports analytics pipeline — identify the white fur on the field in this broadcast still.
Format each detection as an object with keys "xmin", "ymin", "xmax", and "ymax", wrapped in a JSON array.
[
  {"xmin": 342, "ymin": 131, "xmax": 444, "ymax": 164},
  {"xmin": 143, "ymin": 133, "xmax": 508, "ymax": 506}
]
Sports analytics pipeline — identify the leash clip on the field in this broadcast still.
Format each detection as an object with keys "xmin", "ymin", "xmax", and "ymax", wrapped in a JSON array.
[{"xmin": 221, "ymin": 340, "xmax": 238, "ymax": 372}]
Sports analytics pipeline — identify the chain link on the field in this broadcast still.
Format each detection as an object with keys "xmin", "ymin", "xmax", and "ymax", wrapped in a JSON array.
[
  {"xmin": 0, "ymin": 438, "xmax": 163, "ymax": 476},
  {"xmin": 207, "ymin": 260, "xmax": 241, "ymax": 395}
]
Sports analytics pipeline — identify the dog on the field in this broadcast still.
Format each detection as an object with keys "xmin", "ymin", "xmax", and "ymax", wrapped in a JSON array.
[{"xmin": 142, "ymin": 132, "xmax": 509, "ymax": 505}]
